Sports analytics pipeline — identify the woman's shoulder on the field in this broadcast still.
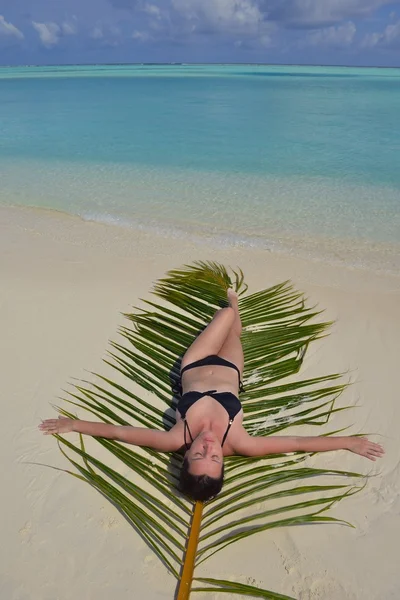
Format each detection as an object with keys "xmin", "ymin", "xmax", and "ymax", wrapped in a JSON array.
[
  {"xmin": 223, "ymin": 420, "xmax": 247, "ymax": 456},
  {"xmin": 166, "ymin": 420, "xmax": 185, "ymax": 449},
  {"xmin": 228, "ymin": 424, "xmax": 270, "ymax": 456}
]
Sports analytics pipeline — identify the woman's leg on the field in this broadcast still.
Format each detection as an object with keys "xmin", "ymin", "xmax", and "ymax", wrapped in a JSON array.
[
  {"xmin": 181, "ymin": 306, "xmax": 235, "ymax": 369},
  {"xmin": 218, "ymin": 291, "xmax": 244, "ymax": 376}
]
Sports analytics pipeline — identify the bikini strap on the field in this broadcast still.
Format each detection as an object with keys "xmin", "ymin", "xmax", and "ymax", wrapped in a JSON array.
[
  {"xmin": 184, "ymin": 415, "xmax": 233, "ymax": 449},
  {"xmin": 221, "ymin": 419, "xmax": 234, "ymax": 447},
  {"xmin": 183, "ymin": 418, "xmax": 194, "ymax": 450}
]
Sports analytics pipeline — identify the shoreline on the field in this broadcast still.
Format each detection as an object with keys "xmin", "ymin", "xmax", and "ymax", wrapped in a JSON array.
[
  {"xmin": 2, "ymin": 204, "xmax": 400, "ymax": 279},
  {"xmin": 2, "ymin": 203, "xmax": 400, "ymax": 599}
]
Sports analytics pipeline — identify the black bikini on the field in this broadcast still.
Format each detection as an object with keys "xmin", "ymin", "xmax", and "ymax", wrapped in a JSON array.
[{"xmin": 176, "ymin": 355, "xmax": 244, "ymax": 449}]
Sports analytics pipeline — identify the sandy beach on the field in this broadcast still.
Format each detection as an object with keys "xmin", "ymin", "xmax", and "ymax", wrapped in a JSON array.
[{"xmin": 2, "ymin": 204, "xmax": 400, "ymax": 600}]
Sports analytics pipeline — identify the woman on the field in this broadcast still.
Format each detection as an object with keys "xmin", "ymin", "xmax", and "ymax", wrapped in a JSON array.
[{"xmin": 39, "ymin": 290, "xmax": 384, "ymax": 501}]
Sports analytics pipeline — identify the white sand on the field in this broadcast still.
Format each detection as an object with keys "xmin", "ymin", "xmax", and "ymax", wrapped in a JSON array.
[{"xmin": 1, "ymin": 205, "xmax": 399, "ymax": 600}]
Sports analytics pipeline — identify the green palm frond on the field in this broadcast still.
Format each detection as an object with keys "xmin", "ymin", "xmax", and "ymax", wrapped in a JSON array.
[{"xmin": 53, "ymin": 261, "xmax": 363, "ymax": 599}]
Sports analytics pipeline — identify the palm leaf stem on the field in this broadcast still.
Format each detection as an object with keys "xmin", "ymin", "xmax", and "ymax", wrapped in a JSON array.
[{"xmin": 177, "ymin": 501, "xmax": 204, "ymax": 600}]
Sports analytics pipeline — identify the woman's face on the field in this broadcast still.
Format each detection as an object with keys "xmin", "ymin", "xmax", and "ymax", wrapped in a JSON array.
[{"xmin": 186, "ymin": 431, "xmax": 224, "ymax": 478}]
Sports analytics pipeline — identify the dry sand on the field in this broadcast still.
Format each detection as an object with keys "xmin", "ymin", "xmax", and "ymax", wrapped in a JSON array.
[{"xmin": 1, "ymin": 205, "xmax": 400, "ymax": 600}]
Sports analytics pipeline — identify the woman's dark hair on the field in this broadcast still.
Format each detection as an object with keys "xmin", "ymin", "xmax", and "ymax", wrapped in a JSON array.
[{"xmin": 179, "ymin": 457, "xmax": 224, "ymax": 502}]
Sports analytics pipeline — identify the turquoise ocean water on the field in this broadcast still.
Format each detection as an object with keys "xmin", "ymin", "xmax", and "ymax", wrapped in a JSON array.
[{"xmin": 1, "ymin": 64, "xmax": 399, "ymax": 270}]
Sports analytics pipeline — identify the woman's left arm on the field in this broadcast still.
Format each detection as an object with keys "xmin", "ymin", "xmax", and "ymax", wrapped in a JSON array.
[{"xmin": 233, "ymin": 433, "xmax": 384, "ymax": 461}]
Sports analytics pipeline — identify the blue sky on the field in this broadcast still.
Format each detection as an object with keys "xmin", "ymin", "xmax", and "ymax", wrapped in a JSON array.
[{"xmin": 0, "ymin": 0, "xmax": 399, "ymax": 67}]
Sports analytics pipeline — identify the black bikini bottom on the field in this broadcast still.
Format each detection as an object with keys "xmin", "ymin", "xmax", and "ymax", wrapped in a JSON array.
[{"xmin": 177, "ymin": 354, "xmax": 244, "ymax": 395}]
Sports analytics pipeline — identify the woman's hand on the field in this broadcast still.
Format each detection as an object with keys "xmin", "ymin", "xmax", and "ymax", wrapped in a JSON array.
[
  {"xmin": 39, "ymin": 416, "xmax": 74, "ymax": 435},
  {"xmin": 347, "ymin": 437, "xmax": 384, "ymax": 461}
]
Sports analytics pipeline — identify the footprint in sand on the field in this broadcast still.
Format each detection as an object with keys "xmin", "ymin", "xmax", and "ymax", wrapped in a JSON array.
[
  {"xmin": 18, "ymin": 521, "xmax": 32, "ymax": 543},
  {"xmin": 295, "ymin": 574, "xmax": 357, "ymax": 600},
  {"xmin": 100, "ymin": 516, "xmax": 119, "ymax": 530}
]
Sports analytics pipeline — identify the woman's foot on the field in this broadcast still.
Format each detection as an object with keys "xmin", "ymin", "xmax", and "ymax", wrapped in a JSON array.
[
  {"xmin": 227, "ymin": 289, "xmax": 242, "ymax": 335},
  {"xmin": 227, "ymin": 288, "xmax": 238, "ymax": 307}
]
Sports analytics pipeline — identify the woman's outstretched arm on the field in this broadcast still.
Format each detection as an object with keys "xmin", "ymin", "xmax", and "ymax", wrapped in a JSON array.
[
  {"xmin": 39, "ymin": 416, "xmax": 180, "ymax": 452},
  {"xmin": 233, "ymin": 432, "xmax": 384, "ymax": 461}
]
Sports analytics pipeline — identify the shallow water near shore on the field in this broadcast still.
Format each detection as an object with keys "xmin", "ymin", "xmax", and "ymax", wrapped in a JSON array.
[{"xmin": 1, "ymin": 64, "xmax": 399, "ymax": 272}]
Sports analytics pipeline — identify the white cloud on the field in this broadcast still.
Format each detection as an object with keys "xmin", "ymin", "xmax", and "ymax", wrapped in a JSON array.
[
  {"xmin": 306, "ymin": 21, "xmax": 356, "ymax": 47},
  {"xmin": 132, "ymin": 30, "xmax": 151, "ymax": 41},
  {"xmin": 362, "ymin": 19, "xmax": 400, "ymax": 48},
  {"xmin": 109, "ymin": 25, "xmax": 121, "ymax": 36},
  {"xmin": 141, "ymin": 0, "xmax": 277, "ymax": 48},
  {"xmin": 383, "ymin": 20, "xmax": 400, "ymax": 45},
  {"xmin": 90, "ymin": 24, "xmax": 121, "ymax": 46},
  {"xmin": 0, "ymin": 15, "xmax": 24, "ymax": 39},
  {"xmin": 61, "ymin": 21, "xmax": 77, "ymax": 36},
  {"xmin": 259, "ymin": 33, "xmax": 272, "ymax": 47},
  {"xmin": 32, "ymin": 21, "xmax": 60, "ymax": 47},
  {"xmin": 90, "ymin": 26, "xmax": 103, "ymax": 39},
  {"xmin": 171, "ymin": 0, "xmax": 264, "ymax": 35},
  {"xmin": 143, "ymin": 3, "xmax": 163, "ymax": 19}
]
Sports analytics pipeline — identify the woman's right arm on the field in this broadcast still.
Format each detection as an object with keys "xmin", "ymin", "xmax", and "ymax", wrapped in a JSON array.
[{"xmin": 39, "ymin": 416, "xmax": 180, "ymax": 452}]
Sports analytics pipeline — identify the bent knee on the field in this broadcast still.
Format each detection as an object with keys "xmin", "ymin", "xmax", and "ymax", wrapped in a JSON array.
[{"xmin": 218, "ymin": 306, "xmax": 235, "ymax": 322}]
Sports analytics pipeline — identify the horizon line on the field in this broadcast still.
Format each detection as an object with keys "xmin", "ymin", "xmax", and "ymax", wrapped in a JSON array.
[{"xmin": 0, "ymin": 61, "xmax": 399, "ymax": 70}]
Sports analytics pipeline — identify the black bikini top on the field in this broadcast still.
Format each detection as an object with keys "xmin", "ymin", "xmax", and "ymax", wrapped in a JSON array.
[
  {"xmin": 175, "ymin": 354, "xmax": 244, "ymax": 449},
  {"xmin": 182, "ymin": 391, "xmax": 241, "ymax": 449}
]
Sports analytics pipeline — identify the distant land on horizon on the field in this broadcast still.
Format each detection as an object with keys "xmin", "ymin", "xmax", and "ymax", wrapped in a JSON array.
[{"xmin": 1, "ymin": 62, "xmax": 399, "ymax": 70}]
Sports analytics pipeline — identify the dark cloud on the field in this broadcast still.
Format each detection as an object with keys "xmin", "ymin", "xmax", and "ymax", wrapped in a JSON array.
[{"xmin": 263, "ymin": 0, "xmax": 397, "ymax": 28}]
